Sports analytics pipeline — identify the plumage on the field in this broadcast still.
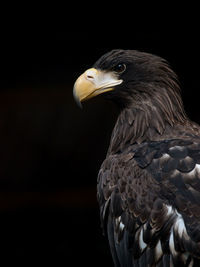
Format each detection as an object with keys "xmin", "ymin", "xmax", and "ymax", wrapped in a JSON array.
[{"xmin": 73, "ymin": 49, "xmax": 200, "ymax": 266}]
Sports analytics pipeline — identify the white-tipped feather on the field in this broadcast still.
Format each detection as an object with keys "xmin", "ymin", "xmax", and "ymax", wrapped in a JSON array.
[{"xmin": 139, "ymin": 228, "xmax": 147, "ymax": 251}]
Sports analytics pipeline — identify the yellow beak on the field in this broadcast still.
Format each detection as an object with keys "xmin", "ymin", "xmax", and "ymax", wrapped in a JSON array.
[{"xmin": 73, "ymin": 68, "xmax": 122, "ymax": 106}]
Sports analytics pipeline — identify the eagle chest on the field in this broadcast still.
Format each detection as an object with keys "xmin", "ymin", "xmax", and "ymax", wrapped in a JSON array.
[{"xmin": 97, "ymin": 151, "xmax": 159, "ymax": 226}]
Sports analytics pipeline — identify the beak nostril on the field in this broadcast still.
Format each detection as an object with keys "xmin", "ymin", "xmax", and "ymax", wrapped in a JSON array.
[
  {"xmin": 85, "ymin": 68, "xmax": 97, "ymax": 81},
  {"xmin": 87, "ymin": 75, "xmax": 94, "ymax": 79}
]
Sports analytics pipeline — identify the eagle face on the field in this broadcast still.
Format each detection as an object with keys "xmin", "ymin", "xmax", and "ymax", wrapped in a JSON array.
[{"xmin": 73, "ymin": 49, "xmax": 177, "ymax": 108}]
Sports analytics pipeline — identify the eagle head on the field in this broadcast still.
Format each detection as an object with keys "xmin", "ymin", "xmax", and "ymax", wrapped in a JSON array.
[{"xmin": 73, "ymin": 49, "xmax": 182, "ymax": 110}]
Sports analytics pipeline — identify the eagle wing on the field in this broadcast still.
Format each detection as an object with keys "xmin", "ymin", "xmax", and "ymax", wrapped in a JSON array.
[{"xmin": 97, "ymin": 139, "xmax": 200, "ymax": 266}]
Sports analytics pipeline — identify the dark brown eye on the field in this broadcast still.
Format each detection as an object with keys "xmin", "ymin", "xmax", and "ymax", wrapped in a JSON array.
[{"xmin": 113, "ymin": 63, "xmax": 126, "ymax": 73}]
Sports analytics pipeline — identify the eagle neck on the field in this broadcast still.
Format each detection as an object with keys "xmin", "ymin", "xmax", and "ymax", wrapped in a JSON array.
[{"xmin": 108, "ymin": 104, "xmax": 188, "ymax": 155}]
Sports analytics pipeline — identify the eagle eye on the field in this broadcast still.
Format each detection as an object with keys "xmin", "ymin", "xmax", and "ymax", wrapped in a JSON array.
[{"xmin": 113, "ymin": 63, "xmax": 126, "ymax": 73}]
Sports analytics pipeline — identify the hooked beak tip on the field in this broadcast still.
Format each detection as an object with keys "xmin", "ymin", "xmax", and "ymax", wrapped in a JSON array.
[{"xmin": 73, "ymin": 88, "xmax": 83, "ymax": 109}]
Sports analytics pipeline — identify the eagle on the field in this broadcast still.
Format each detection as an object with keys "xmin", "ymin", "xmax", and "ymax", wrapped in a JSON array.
[{"xmin": 73, "ymin": 49, "xmax": 200, "ymax": 266}]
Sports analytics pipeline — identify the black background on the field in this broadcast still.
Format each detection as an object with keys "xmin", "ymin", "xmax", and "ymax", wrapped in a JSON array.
[{"xmin": 0, "ymin": 7, "xmax": 200, "ymax": 266}]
